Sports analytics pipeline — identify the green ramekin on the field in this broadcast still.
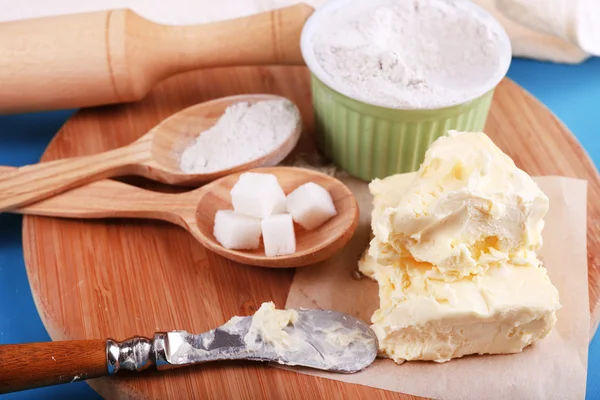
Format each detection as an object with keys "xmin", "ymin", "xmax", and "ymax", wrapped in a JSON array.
[
  {"xmin": 301, "ymin": 0, "xmax": 512, "ymax": 182},
  {"xmin": 311, "ymin": 73, "xmax": 495, "ymax": 181}
]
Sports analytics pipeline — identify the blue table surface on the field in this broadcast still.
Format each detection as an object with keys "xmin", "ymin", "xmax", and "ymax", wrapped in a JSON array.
[{"xmin": 1, "ymin": 58, "xmax": 599, "ymax": 399}]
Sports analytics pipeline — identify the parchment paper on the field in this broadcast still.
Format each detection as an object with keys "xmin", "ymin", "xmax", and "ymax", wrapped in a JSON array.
[{"xmin": 284, "ymin": 175, "xmax": 589, "ymax": 400}]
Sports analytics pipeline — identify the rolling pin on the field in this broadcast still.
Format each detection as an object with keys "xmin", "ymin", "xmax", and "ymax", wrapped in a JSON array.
[{"xmin": 0, "ymin": 4, "xmax": 314, "ymax": 114}]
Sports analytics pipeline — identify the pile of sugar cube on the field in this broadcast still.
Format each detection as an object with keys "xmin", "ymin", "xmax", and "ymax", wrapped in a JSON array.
[{"xmin": 214, "ymin": 172, "xmax": 337, "ymax": 257}]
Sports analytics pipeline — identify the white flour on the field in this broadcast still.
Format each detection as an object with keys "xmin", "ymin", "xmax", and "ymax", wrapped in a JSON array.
[
  {"xmin": 179, "ymin": 99, "xmax": 300, "ymax": 173},
  {"xmin": 310, "ymin": 0, "xmax": 506, "ymax": 109}
]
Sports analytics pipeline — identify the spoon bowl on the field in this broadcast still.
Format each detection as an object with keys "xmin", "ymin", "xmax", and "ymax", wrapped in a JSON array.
[
  {"xmin": 194, "ymin": 167, "xmax": 359, "ymax": 268},
  {"xmin": 0, "ymin": 94, "xmax": 301, "ymax": 212},
  {"xmin": 148, "ymin": 94, "xmax": 302, "ymax": 185}
]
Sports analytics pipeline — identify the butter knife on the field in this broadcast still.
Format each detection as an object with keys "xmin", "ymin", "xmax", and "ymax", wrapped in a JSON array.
[{"xmin": 0, "ymin": 308, "xmax": 377, "ymax": 393}]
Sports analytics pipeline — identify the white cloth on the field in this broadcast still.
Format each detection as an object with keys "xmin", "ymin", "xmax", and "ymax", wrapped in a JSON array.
[
  {"xmin": 473, "ymin": 0, "xmax": 598, "ymax": 63},
  {"xmin": 0, "ymin": 0, "xmax": 598, "ymax": 64}
]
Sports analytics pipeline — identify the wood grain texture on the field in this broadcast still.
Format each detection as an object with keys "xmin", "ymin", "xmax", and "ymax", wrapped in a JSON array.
[
  {"xmin": 0, "ymin": 4, "xmax": 313, "ymax": 113},
  {"xmin": 0, "ymin": 339, "xmax": 107, "ymax": 393},
  {"xmin": 21, "ymin": 66, "xmax": 599, "ymax": 400},
  {"xmin": 4, "ymin": 166, "xmax": 358, "ymax": 268},
  {"xmin": 0, "ymin": 139, "xmax": 150, "ymax": 212},
  {"xmin": 0, "ymin": 94, "xmax": 300, "ymax": 212}
]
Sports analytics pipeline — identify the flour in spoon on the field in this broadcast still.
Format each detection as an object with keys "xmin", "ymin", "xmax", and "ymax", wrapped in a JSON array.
[
  {"xmin": 310, "ymin": 0, "xmax": 506, "ymax": 109},
  {"xmin": 179, "ymin": 99, "xmax": 300, "ymax": 173}
]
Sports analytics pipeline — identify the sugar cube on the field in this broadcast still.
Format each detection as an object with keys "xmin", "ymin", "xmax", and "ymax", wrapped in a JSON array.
[
  {"xmin": 286, "ymin": 182, "xmax": 337, "ymax": 230},
  {"xmin": 213, "ymin": 210, "xmax": 261, "ymax": 250},
  {"xmin": 261, "ymin": 214, "xmax": 296, "ymax": 257},
  {"xmin": 231, "ymin": 172, "xmax": 286, "ymax": 218}
]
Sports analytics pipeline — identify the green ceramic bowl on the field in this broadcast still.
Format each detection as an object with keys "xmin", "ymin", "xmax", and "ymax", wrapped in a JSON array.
[
  {"xmin": 300, "ymin": 0, "xmax": 512, "ymax": 182},
  {"xmin": 310, "ymin": 73, "xmax": 495, "ymax": 181}
]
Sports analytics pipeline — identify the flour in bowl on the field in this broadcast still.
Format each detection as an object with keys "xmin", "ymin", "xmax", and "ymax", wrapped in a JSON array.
[
  {"xmin": 180, "ymin": 99, "xmax": 300, "ymax": 173},
  {"xmin": 308, "ymin": 0, "xmax": 510, "ymax": 109}
]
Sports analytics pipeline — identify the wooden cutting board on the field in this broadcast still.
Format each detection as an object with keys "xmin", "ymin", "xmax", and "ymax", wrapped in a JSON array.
[{"xmin": 22, "ymin": 66, "xmax": 600, "ymax": 400}]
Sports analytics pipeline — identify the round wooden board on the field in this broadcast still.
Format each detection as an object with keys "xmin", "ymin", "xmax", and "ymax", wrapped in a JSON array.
[{"xmin": 23, "ymin": 66, "xmax": 600, "ymax": 400}]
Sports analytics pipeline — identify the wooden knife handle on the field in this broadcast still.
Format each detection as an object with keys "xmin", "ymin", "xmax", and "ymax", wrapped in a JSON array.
[
  {"xmin": 0, "ymin": 340, "xmax": 108, "ymax": 393},
  {"xmin": 0, "ymin": 4, "xmax": 314, "ymax": 113},
  {"xmin": 0, "ymin": 336, "xmax": 156, "ymax": 393}
]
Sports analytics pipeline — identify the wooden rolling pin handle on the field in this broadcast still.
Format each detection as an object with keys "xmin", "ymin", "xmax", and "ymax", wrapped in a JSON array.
[
  {"xmin": 0, "ymin": 4, "xmax": 314, "ymax": 113},
  {"xmin": 0, "ymin": 141, "xmax": 149, "ymax": 212},
  {"xmin": 0, "ymin": 339, "xmax": 108, "ymax": 393}
]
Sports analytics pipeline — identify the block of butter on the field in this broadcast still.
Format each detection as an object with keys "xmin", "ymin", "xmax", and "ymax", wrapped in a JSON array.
[
  {"xmin": 360, "ymin": 131, "xmax": 561, "ymax": 364},
  {"xmin": 368, "ymin": 131, "xmax": 549, "ymax": 280},
  {"xmin": 360, "ymin": 253, "xmax": 560, "ymax": 363}
]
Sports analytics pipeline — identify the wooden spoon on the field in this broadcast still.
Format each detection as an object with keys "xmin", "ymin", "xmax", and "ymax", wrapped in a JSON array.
[
  {"xmin": 1, "ymin": 166, "xmax": 359, "ymax": 268},
  {"xmin": 0, "ymin": 94, "xmax": 301, "ymax": 213}
]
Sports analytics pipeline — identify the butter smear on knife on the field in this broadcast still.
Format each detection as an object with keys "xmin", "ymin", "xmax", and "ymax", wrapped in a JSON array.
[{"xmin": 360, "ymin": 131, "xmax": 561, "ymax": 363}]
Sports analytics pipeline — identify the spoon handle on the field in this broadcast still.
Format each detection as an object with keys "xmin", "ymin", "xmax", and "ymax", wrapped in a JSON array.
[
  {"xmin": 0, "ymin": 166, "xmax": 194, "ymax": 225},
  {"xmin": 0, "ymin": 4, "xmax": 314, "ymax": 113},
  {"xmin": 0, "ymin": 141, "xmax": 150, "ymax": 212}
]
